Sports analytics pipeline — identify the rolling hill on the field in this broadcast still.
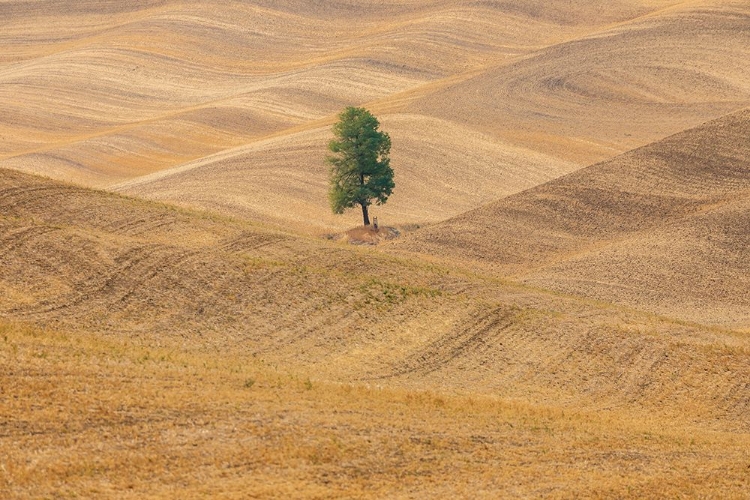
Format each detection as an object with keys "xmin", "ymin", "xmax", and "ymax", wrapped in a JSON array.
[
  {"xmin": 2, "ymin": 164, "xmax": 748, "ymax": 419},
  {"xmin": 2, "ymin": 1, "xmax": 750, "ymax": 497},
  {"xmin": 409, "ymin": 1, "xmax": 750, "ymax": 163},
  {"xmin": 2, "ymin": 159, "xmax": 750, "ymax": 497},
  {"xmin": 2, "ymin": 0, "xmax": 749, "ymax": 232},
  {"xmin": 393, "ymin": 108, "xmax": 750, "ymax": 327}
]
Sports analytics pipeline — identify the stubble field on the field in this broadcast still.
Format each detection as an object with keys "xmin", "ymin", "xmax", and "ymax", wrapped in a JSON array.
[{"xmin": 1, "ymin": 0, "xmax": 749, "ymax": 498}]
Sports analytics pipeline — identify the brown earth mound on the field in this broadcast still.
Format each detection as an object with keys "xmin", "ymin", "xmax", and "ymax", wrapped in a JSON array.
[{"xmin": 325, "ymin": 225, "xmax": 400, "ymax": 245}]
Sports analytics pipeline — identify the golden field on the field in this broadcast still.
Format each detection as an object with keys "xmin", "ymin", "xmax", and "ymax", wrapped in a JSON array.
[
  {"xmin": 1, "ymin": 164, "xmax": 749, "ymax": 498},
  {"xmin": 2, "ymin": 0, "xmax": 749, "ymax": 232},
  {"xmin": 1, "ymin": 0, "xmax": 749, "ymax": 498},
  {"xmin": 2, "ymin": 321, "xmax": 749, "ymax": 499}
]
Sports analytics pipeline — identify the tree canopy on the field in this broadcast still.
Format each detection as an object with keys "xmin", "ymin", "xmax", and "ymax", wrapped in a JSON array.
[{"xmin": 327, "ymin": 107, "xmax": 394, "ymax": 226}]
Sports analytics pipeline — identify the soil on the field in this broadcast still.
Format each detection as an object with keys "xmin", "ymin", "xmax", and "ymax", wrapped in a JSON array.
[
  {"xmin": 393, "ymin": 109, "xmax": 750, "ymax": 329},
  {"xmin": 324, "ymin": 225, "xmax": 400, "ymax": 245}
]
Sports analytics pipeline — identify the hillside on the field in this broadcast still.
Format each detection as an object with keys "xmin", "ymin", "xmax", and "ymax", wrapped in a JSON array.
[
  {"xmin": 2, "ymin": 164, "xmax": 749, "ymax": 412},
  {"xmin": 2, "ymin": 1, "xmax": 749, "ymax": 231},
  {"xmin": 393, "ymin": 109, "xmax": 750, "ymax": 328},
  {"xmin": 409, "ymin": 1, "xmax": 750, "ymax": 164},
  {"xmin": 0, "ymin": 170, "xmax": 750, "ymax": 484},
  {"xmin": 3, "ymin": 165, "xmax": 750, "ymax": 497},
  {"xmin": 6, "ymin": 321, "xmax": 750, "ymax": 499},
  {"xmin": 112, "ymin": 115, "xmax": 574, "ymax": 233},
  {"xmin": 2, "ymin": 1, "xmax": 750, "ymax": 497}
]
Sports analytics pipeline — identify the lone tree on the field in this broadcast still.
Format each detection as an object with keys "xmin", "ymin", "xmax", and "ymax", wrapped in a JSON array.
[{"xmin": 327, "ymin": 106, "xmax": 394, "ymax": 226}]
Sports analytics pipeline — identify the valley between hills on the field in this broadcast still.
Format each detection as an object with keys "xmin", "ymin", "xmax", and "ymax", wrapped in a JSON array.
[{"xmin": 1, "ymin": 1, "xmax": 749, "ymax": 498}]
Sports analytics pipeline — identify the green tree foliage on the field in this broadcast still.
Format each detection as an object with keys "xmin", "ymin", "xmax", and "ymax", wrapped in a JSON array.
[{"xmin": 327, "ymin": 107, "xmax": 394, "ymax": 226}]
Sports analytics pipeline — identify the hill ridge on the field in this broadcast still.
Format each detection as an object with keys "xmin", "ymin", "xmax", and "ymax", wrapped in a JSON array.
[{"xmin": 391, "ymin": 107, "xmax": 750, "ymax": 327}]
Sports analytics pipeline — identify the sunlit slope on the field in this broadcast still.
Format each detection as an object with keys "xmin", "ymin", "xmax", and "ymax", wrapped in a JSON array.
[
  {"xmin": 0, "ymin": 0, "xmax": 617, "ymax": 186},
  {"xmin": 409, "ymin": 2, "xmax": 750, "ymax": 164},
  {"xmin": 2, "ymin": 167, "xmax": 749, "ymax": 431},
  {"xmin": 1, "ymin": 0, "xmax": 730, "ymax": 230},
  {"xmin": 0, "ymin": 5, "xmax": 424, "ymax": 184},
  {"xmin": 115, "ymin": 114, "xmax": 577, "ymax": 232},
  {"xmin": 5, "ymin": 322, "xmax": 750, "ymax": 499},
  {"xmin": 394, "ymin": 109, "xmax": 750, "ymax": 327},
  {"xmin": 111, "ymin": 1, "xmax": 749, "ymax": 231}
]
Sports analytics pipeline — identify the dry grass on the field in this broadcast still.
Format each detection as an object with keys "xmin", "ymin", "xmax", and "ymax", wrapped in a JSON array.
[
  {"xmin": 3, "ymin": 321, "xmax": 749, "ymax": 499},
  {"xmin": 2, "ymin": 167, "xmax": 750, "ymax": 497}
]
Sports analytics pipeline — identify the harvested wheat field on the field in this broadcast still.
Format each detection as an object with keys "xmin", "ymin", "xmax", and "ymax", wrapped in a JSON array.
[
  {"xmin": 2, "ymin": 0, "xmax": 749, "ymax": 231},
  {"xmin": 2, "ymin": 163, "xmax": 749, "ymax": 497},
  {"xmin": 393, "ymin": 109, "xmax": 750, "ymax": 328},
  {"xmin": 1, "ymin": 0, "xmax": 750, "ymax": 498}
]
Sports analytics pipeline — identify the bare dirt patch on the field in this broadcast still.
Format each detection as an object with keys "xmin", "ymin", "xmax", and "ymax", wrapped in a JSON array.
[{"xmin": 325, "ymin": 225, "xmax": 400, "ymax": 245}]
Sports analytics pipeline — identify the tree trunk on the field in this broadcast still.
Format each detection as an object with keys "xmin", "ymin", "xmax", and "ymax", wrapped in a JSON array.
[{"xmin": 361, "ymin": 203, "xmax": 370, "ymax": 226}]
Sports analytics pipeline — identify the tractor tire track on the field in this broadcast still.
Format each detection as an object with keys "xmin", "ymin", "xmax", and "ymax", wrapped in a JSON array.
[
  {"xmin": 7, "ymin": 242, "xmax": 202, "ymax": 318},
  {"xmin": 219, "ymin": 232, "xmax": 284, "ymax": 254},
  {"xmin": 0, "ymin": 225, "xmax": 61, "ymax": 254},
  {"xmin": 368, "ymin": 306, "xmax": 519, "ymax": 380}
]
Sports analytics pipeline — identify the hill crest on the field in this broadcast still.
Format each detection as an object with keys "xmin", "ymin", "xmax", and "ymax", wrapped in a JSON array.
[{"xmin": 391, "ymin": 108, "xmax": 750, "ymax": 327}]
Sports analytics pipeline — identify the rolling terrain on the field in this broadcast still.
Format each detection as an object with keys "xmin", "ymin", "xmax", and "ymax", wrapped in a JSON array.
[
  {"xmin": 2, "ymin": 162, "xmax": 749, "ymax": 497},
  {"xmin": 393, "ymin": 108, "xmax": 750, "ymax": 328},
  {"xmin": 408, "ymin": 1, "xmax": 750, "ymax": 163},
  {"xmin": 2, "ymin": 0, "xmax": 750, "ymax": 498},
  {"xmin": 1, "ymin": 0, "xmax": 749, "ymax": 231}
]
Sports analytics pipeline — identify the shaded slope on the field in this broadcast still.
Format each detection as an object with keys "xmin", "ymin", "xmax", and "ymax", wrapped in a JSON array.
[
  {"xmin": 393, "ymin": 109, "xmax": 750, "ymax": 327},
  {"xmin": 2, "ymin": 167, "xmax": 749, "ymax": 432},
  {"xmin": 527, "ymin": 193, "xmax": 750, "ymax": 327}
]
